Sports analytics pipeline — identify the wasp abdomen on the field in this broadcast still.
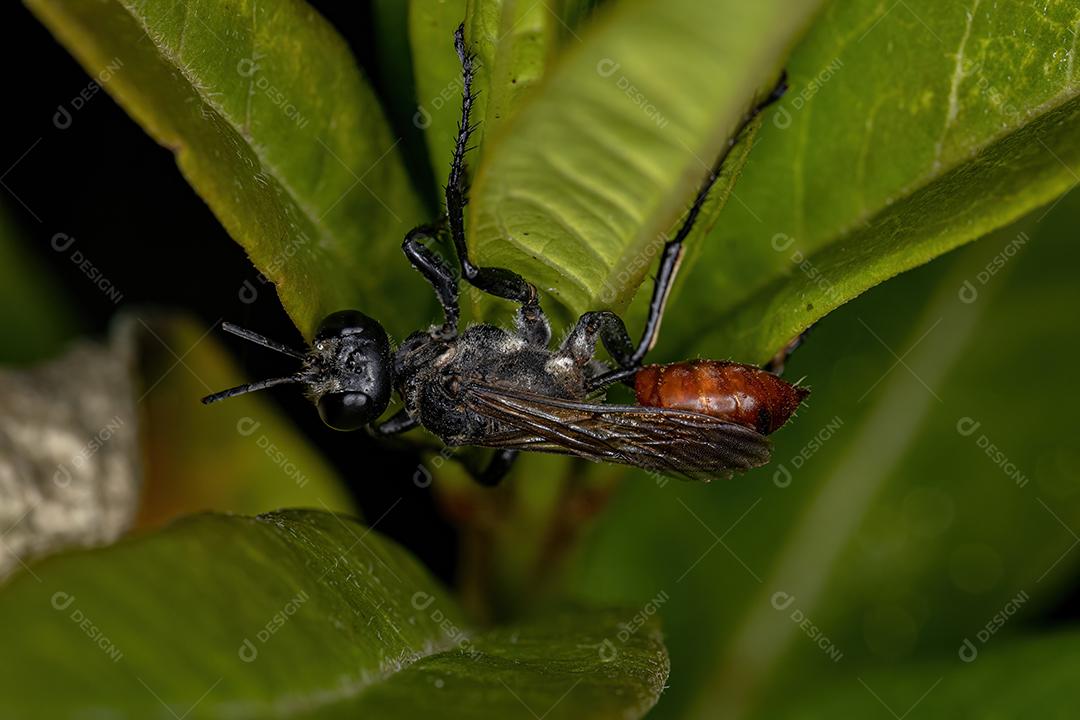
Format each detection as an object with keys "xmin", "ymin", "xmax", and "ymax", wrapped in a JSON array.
[{"xmin": 635, "ymin": 360, "xmax": 809, "ymax": 435}]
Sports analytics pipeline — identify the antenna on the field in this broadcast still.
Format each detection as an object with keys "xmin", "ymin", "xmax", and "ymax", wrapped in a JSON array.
[
  {"xmin": 201, "ymin": 321, "xmax": 312, "ymax": 404},
  {"xmin": 201, "ymin": 375, "xmax": 305, "ymax": 405},
  {"xmin": 221, "ymin": 322, "xmax": 306, "ymax": 360}
]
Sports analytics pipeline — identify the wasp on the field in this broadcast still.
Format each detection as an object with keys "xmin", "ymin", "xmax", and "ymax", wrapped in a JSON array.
[{"xmin": 203, "ymin": 24, "xmax": 808, "ymax": 485}]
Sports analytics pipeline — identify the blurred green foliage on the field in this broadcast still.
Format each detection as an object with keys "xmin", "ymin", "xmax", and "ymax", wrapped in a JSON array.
[
  {"xmin": 0, "ymin": 202, "xmax": 77, "ymax": 363},
  {"xmin": 134, "ymin": 314, "xmax": 354, "ymax": 528},
  {"xmin": 569, "ymin": 192, "xmax": 1080, "ymax": 719}
]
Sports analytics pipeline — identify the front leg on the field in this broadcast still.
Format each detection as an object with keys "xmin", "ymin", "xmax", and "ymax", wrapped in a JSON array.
[
  {"xmin": 370, "ymin": 408, "xmax": 419, "ymax": 436},
  {"xmin": 402, "ymin": 220, "xmax": 459, "ymax": 338},
  {"xmin": 514, "ymin": 303, "xmax": 551, "ymax": 347},
  {"xmin": 445, "ymin": 24, "xmax": 550, "ymax": 346},
  {"xmin": 558, "ymin": 311, "xmax": 640, "ymax": 390},
  {"xmin": 559, "ymin": 311, "xmax": 635, "ymax": 366},
  {"xmin": 475, "ymin": 448, "xmax": 519, "ymax": 487},
  {"xmin": 762, "ymin": 328, "xmax": 810, "ymax": 376}
]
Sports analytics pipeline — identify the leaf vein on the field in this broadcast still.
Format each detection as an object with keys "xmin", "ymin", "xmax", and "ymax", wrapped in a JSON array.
[{"xmin": 934, "ymin": 0, "xmax": 981, "ymax": 170}]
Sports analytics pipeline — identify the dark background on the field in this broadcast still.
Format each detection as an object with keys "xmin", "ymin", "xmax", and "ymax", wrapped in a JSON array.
[{"xmin": 2, "ymin": 2, "xmax": 459, "ymax": 582}]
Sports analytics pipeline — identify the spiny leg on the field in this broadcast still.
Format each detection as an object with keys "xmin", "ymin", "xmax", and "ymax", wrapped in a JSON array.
[
  {"xmin": 402, "ymin": 219, "xmax": 459, "ymax": 338},
  {"xmin": 475, "ymin": 448, "xmax": 519, "ymax": 487},
  {"xmin": 762, "ymin": 327, "xmax": 810, "ymax": 376},
  {"xmin": 446, "ymin": 23, "xmax": 550, "ymax": 347},
  {"xmin": 629, "ymin": 74, "xmax": 789, "ymax": 366},
  {"xmin": 589, "ymin": 74, "xmax": 790, "ymax": 391}
]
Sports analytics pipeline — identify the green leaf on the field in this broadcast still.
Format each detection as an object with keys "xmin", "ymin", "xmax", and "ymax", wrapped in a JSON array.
[
  {"xmin": 0, "ymin": 510, "xmax": 667, "ymax": 719},
  {"xmin": 351, "ymin": 609, "xmax": 669, "ymax": 719},
  {"xmin": 26, "ymin": 0, "xmax": 429, "ymax": 341},
  {"xmin": 467, "ymin": 0, "xmax": 826, "ymax": 315},
  {"xmin": 132, "ymin": 314, "xmax": 354, "ymax": 528},
  {"xmin": 568, "ymin": 188, "xmax": 1080, "ymax": 719},
  {"xmin": 464, "ymin": 0, "xmax": 563, "ymax": 160},
  {"xmin": 671, "ymin": 0, "xmax": 1080, "ymax": 362},
  {"xmin": 768, "ymin": 631, "xmax": 1080, "ymax": 719}
]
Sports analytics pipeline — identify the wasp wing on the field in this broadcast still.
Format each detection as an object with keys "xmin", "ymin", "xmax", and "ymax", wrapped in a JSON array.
[{"xmin": 463, "ymin": 385, "xmax": 771, "ymax": 481}]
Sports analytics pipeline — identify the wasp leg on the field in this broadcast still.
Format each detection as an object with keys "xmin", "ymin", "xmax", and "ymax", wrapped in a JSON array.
[
  {"xmin": 623, "ymin": 74, "xmax": 790, "ymax": 369},
  {"xmin": 402, "ymin": 220, "xmax": 460, "ymax": 338},
  {"xmin": 474, "ymin": 448, "xmax": 519, "ymax": 487},
  {"xmin": 560, "ymin": 311, "xmax": 635, "ymax": 369},
  {"xmin": 370, "ymin": 408, "xmax": 419, "ymax": 436},
  {"xmin": 513, "ymin": 303, "xmax": 551, "ymax": 347},
  {"xmin": 445, "ymin": 24, "xmax": 550, "ymax": 346},
  {"xmin": 762, "ymin": 328, "xmax": 810, "ymax": 376}
]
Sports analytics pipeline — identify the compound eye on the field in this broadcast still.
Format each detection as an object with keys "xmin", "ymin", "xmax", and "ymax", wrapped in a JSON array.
[{"xmin": 317, "ymin": 392, "xmax": 375, "ymax": 431}]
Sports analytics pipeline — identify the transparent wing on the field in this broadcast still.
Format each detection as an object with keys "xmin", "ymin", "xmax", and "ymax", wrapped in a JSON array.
[{"xmin": 463, "ymin": 384, "xmax": 771, "ymax": 481}]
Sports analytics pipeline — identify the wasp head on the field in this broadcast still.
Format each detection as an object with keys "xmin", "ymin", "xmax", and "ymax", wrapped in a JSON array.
[
  {"xmin": 201, "ymin": 310, "xmax": 392, "ymax": 431},
  {"xmin": 306, "ymin": 310, "xmax": 392, "ymax": 430}
]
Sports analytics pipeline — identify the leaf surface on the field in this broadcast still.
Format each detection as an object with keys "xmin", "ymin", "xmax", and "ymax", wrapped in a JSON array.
[
  {"xmin": 467, "ymin": 0, "xmax": 826, "ymax": 315},
  {"xmin": 0, "ymin": 509, "xmax": 668, "ymax": 719},
  {"xmin": 671, "ymin": 0, "xmax": 1080, "ymax": 362}
]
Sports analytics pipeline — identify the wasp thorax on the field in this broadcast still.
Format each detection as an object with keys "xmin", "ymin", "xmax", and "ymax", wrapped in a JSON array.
[{"xmin": 311, "ymin": 310, "xmax": 393, "ymax": 430}]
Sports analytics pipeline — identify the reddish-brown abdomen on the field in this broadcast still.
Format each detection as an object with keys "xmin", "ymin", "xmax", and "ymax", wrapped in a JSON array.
[{"xmin": 635, "ymin": 360, "xmax": 809, "ymax": 434}]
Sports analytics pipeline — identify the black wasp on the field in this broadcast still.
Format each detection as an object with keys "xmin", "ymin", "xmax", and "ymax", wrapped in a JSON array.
[{"xmin": 203, "ymin": 24, "xmax": 800, "ymax": 486}]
